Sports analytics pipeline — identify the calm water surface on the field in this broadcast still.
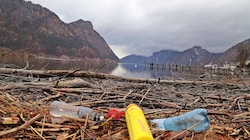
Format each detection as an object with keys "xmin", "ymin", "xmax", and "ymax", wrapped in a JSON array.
[
  {"xmin": 0, "ymin": 57, "xmax": 117, "ymax": 73},
  {"xmin": 111, "ymin": 63, "xmax": 201, "ymax": 80},
  {"xmin": 0, "ymin": 57, "xmax": 204, "ymax": 79}
]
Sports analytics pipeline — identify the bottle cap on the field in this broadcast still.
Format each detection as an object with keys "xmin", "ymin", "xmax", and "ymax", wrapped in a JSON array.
[
  {"xmin": 100, "ymin": 115, "xmax": 105, "ymax": 121},
  {"xmin": 107, "ymin": 108, "xmax": 125, "ymax": 120}
]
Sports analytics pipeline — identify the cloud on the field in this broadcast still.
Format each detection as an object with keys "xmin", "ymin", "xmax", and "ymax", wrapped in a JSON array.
[
  {"xmin": 109, "ymin": 45, "xmax": 130, "ymax": 59},
  {"xmin": 30, "ymin": 0, "xmax": 250, "ymax": 57}
]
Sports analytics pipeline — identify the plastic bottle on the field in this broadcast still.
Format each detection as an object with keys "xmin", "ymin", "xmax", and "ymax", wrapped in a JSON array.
[
  {"xmin": 151, "ymin": 108, "xmax": 210, "ymax": 132},
  {"xmin": 125, "ymin": 104, "xmax": 154, "ymax": 140},
  {"xmin": 50, "ymin": 101, "xmax": 104, "ymax": 123}
]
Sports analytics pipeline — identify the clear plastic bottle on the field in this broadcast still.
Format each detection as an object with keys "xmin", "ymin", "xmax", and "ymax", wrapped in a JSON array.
[
  {"xmin": 50, "ymin": 101, "xmax": 104, "ymax": 123},
  {"xmin": 151, "ymin": 108, "xmax": 210, "ymax": 132}
]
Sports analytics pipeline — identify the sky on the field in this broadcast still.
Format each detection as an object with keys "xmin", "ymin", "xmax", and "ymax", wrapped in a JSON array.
[{"xmin": 29, "ymin": 0, "xmax": 250, "ymax": 58}]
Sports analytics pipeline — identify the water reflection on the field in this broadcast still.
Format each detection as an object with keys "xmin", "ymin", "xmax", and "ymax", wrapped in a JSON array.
[
  {"xmin": 0, "ymin": 56, "xmax": 117, "ymax": 73},
  {"xmin": 111, "ymin": 63, "xmax": 203, "ymax": 80},
  {"xmin": 111, "ymin": 63, "xmax": 153, "ymax": 79},
  {"xmin": 0, "ymin": 55, "xmax": 204, "ymax": 80},
  {"xmin": 111, "ymin": 63, "xmax": 179, "ymax": 79}
]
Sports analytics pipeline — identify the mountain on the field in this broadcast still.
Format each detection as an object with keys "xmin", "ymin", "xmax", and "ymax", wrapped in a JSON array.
[
  {"xmin": 120, "ymin": 55, "xmax": 148, "ymax": 64},
  {"xmin": 177, "ymin": 46, "xmax": 216, "ymax": 66},
  {"xmin": 216, "ymin": 38, "xmax": 250, "ymax": 65},
  {"xmin": 121, "ymin": 46, "xmax": 218, "ymax": 66},
  {"xmin": 149, "ymin": 50, "xmax": 180, "ymax": 64},
  {"xmin": 121, "ymin": 38, "xmax": 250, "ymax": 67},
  {"xmin": 0, "ymin": 0, "xmax": 118, "ymax": 60}
]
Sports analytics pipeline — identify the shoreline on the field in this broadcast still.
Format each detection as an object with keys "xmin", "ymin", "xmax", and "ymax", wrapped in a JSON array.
[{"xmin": 0, "ymin": 68, "xmax": 249, "ymax": 139}]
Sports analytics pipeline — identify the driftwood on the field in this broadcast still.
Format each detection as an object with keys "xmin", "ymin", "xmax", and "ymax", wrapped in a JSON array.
[
  {"xmin": 0, "ymin": 67, "xmax": 250, "ymax": 139},
  {"xmin": 54, "ymin": 78, "xmax": 98, "ymax": 88},
  {"xmin": 0, "ymin": 67, "xmax": 224, "ymax": 84},
  {"xmin": 0, "ymin": 114, "xmax": 41, "ymax": 137}
]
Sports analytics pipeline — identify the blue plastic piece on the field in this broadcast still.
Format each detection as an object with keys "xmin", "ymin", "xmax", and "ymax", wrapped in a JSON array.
[{"xmin": 151, "ymin": 108, "xmax": 210, "ymax": 132}]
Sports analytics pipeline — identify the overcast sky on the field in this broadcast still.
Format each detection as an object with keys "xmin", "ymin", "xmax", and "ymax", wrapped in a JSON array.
[{"xmin": 29, "ymin": 0, "xmax": 250, "ymax": 58}]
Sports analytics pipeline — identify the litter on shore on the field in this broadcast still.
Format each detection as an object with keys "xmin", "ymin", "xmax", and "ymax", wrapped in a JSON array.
[{"xmin": 0, "ymin": 68, "xmax": 249, "ymax": 139}]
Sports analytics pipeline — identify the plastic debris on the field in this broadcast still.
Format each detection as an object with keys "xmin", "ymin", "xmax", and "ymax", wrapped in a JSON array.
[
  {"xmin": 50, "ymin": 101, "xmax": 104, "ymax": 123},
  {"xmin": 151, "ymin": 108, "xmax": 210, "ymax": 132},
  {"xmin": 106, "ymin": 108, "xmax": 125, "ymax": 120},
  {"xmin": 125, "ymin": 104, "xmax": 154, "ymax": 140}
]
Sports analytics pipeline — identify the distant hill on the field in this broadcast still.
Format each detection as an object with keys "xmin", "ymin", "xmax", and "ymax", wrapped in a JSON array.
[
  {"xmin": 0, "ymin": 0, "xmax": 118, "ymax": 60},
  {"xmin": 121, "ymin": 38, "xmax": 250, "ymax": 67},
  {"xmin": 120, "ymin": 55, "xmax": 148, "ymax": 64},
  {"xmin": 177, "ymin": 46, "xmax": 217, "ymax": 66},
  {"xmin": 216, "ymin": 38, "xmax": 250, "ymax": 65},
  {"xmin": 121, "ymin": 46, "xmax": 219, "ymax": 66}
]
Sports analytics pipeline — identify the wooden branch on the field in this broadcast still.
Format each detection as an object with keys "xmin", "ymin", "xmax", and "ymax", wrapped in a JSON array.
[
  {"xmin": 228, "ymin": 95, "xmax": 250, "ymax": 110},
  {"xmin": 98, "ymin": 88, "xmax": 107, "ymax": 100},
  {"xmin": 123, "ymin": 90, "xmax": 133, "ymax": 100},
  {"xmin": 139, "ymin": 88, "xmax": 151, "ymax": 105},
  {"xmin": 54, "ymin": 78, "xmax": 98, "ymax": 88},
  {"xmin": 34, "ymin": 121, "xmax": 78, "ymax": 129},
  {"xmin": 56, "ymin": 68, "xmax": 81, "ymax": 80},
  {"xmin": 27, "ymin": 127, "xmax": 71, "ymax": 132},
  {"xmin": 0, "ymin": 67, "xmax": 225, "ymax": 84},
  {"xmin": 0, "ymin": 114, "xmax": 41, "ymax": 137},
  {"xmin": 40, "ymin": 92, "xmax": 62, "ymax": 101}
]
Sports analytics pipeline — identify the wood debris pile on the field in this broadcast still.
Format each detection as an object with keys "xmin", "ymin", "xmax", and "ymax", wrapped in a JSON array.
[{"xmin": 0, "ymin": 68, "xmax": 249, "ymax": 139}]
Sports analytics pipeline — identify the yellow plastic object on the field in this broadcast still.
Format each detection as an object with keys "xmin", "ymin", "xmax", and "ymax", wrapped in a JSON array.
[{"xmin": 125, "ymin": 104, "xmax": 154, "ymax": 140}]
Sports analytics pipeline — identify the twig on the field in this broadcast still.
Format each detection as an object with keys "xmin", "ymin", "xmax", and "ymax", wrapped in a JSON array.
[
  {"xmin": 228, "ymin": 95, "xmax": 250, "ymax": 110},
  {"xmin": 82, "ymin": 113, "xmax": 89, "ymax": 139},
  {"xmin": 243, "ymin": 126, "xmax": 250, "ymax": 136},
  {"xmin": 78, "ymin": 124, "xmax": 95, "ymax": 140},
  {"xmin": 0, "ymin": 114, "xmax": 41, "ymax": 137},
  {"xmin": 20, "ymin": 113, "xmax": 45, "ymax": 140},
  {"xmin": 54, "ymin": 68, "xmax": 81, "ymax": 87},
  {"xmin": 22, "ymin": 61, "xmax": 29, "ymax": 70},
  {"xmin": 237, "ymin": 100, "xmax": 242, "ymax": 111},
  {"xmin": 208, "ymin": 110, "xmax": 232, "ymax": 117},
  {"xmin": 123, "ymin": 90, "xmax": 133, "ymax": 100},
  {"xmin": 57, "ymin": 68, "xmax": 81, "ymax": 80},
  {"xmin": 169, "ymin": 120, "xmax": 202, "ymax": 140},
  {"xmin": 40, "ymin": 92, "xmax": 62, "ymax": 101},
  {"xmin": 98, "ymin": 87, "xmax": 107, "ymax": 100},
  {"xmin": 27, "ymin": 127, "xmax": 71, "ymax": 132},
  {"xmin": 139, "ymin": 88, "xmax": 151, "ymax": 105},
  {"xmin": 40, "ymin": 115, "xmax": 46, "ymax": 136},
  {"xmin": 156, "ymin": 100, "xmax": 182, "ymax": 109},
  {"xmin": 35, "ymin": 121, "xmax": 78, "ymax": 129}
]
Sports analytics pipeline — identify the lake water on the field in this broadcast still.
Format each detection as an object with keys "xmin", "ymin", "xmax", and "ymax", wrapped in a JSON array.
[
  {"xmin": 0, "ymin": 56, "xmax": 117, "ymax": 73},
  {"xmin": 0, "ymin": 57, "xmax": 206, "ymax": 80},
  {"xmin": 111, "ymin": 63, "xmax": 202, "ymax": 80}
]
